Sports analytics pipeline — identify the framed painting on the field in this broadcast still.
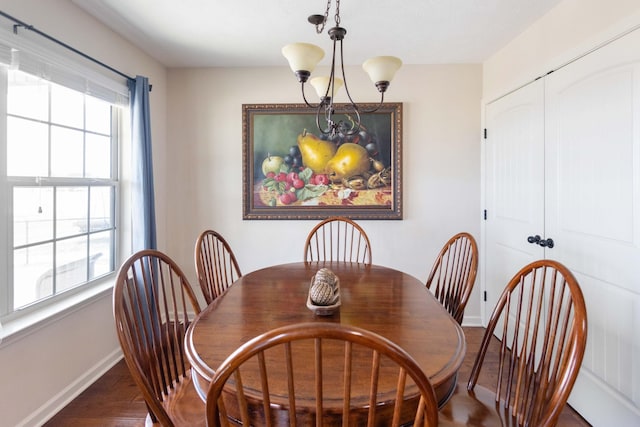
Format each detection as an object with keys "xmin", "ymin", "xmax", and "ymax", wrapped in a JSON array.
[{"xmin": 242, "ymin": 103, "xmax": 402, "ymax": 220}]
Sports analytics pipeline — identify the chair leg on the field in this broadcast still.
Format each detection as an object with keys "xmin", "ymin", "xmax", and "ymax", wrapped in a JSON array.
[{"xmin": 145, "ymin": 402, "xmax": 158, "ymax": 423}]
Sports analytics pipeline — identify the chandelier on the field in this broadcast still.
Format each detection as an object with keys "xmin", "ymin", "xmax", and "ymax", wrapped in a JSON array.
[{"xmin": 282, "ymin": 0, "xmax": 402, "ymax": 137}]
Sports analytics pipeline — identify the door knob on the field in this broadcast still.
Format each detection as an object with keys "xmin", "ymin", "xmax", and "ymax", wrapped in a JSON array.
[
  {"xmin": 539, "ymin": 238, "xmax": 554, "ymax": 248},
  {"xmin": 527, "ymin": 235, "xmax": 554, "ymax": 248},
  {"xmin": 527, "ymin": 235, "xmax": 541, "ymax": 244}
]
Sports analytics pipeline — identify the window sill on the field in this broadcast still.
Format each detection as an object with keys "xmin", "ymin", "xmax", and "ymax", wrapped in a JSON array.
[{"xmin": 0, "ymin": 279, "xmax": 114, "ymax": 348}]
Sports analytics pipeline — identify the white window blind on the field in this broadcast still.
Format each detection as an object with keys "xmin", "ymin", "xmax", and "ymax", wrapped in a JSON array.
[
  {"xmin": 0, "ymin": 21, "xmax": 129, "ymax": 105},
  {"xmin": 0, "ymin": 42, "xmax": 11, "ymax": 66}
]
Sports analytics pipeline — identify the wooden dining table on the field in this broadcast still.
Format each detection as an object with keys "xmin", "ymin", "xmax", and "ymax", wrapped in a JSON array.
[{"xmin": 184, "ymin": 261, "xmax": 466, "ymax": 421}]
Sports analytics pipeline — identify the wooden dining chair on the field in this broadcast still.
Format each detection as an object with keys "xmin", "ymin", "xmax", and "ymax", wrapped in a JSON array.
[
  {"xmin": 205, "ymin": 322, "xmax": 439, "ymax": 427},
  {"xmin": 113, "ymin": 249, "xmax": 205, "ymax": 427},
  {"xmin": 304, "ymin": 216, "xmax": 372, "ymax": 265},
  {"xmin": 195, "ymin": 229, "xmax": 242, "ymax": 304},
  {"xmin": 425, "ymin": 232, "xmax": 478, "ymax": 324},
  {"xmin": 438, "ymin": 259, "xmax": 588, "ymax": 427}
]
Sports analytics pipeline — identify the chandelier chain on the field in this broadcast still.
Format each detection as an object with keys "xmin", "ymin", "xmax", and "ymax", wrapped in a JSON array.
[
  {"xmin": 315, "ymin": 0, "xmax": 342, "ymax": 33},
  {"xmin": 315, "ymin": 0, "xmax": 332, "ymax": 33}
]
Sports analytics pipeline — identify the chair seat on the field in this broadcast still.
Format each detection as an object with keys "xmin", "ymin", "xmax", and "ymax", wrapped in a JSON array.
[
  {"xmin": 145, "ymin": 369, "xmax": 206, "ymax": 427},
  {"xmin": 438, "ymin": 383, "xmax": 524, "ymax": 427}
]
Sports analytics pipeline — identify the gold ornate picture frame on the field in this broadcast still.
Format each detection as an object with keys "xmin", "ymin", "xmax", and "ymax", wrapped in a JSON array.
[{"xmin": 242, "ymin": 103, "xmax": 402, "ymax": 220}]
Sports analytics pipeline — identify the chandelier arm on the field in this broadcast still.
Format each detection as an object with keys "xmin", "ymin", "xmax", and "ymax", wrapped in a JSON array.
[
  {"xmin": 337, "ymin": 39, "xmax": 357, "ymax": 108},
  {"xmin": 342, "ymin": 105, "xmax": 361, "ymax": 136},
  {"xmin": 359, "ymin": 92, "xmax": 385, "ymax": 114},
  {"xmin": 335, "ymin": 39, "xmax": 362, "ymax": 136},
  {"xmin": 312, "ymin": 34, "xmax": 340, "ymax": 136},
  {"xmin": 316, "ymin": 101, "xmax": 334, "ymax": 135},
  {"xmin": 326, "ymin": 36, "xmax": 339, "ymax": 100},
  {"xmin": 301, "ymin": 82, "xmax": 319, "ymax": 108}
]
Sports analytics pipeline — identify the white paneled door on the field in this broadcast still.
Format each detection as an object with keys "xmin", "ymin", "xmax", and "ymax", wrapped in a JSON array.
[
  {"xmin": 484, "ymin": 78, "xmax": 545, "ymax": 314},
  {"xmin": 544, "ymin": 28, "xmax": 640, "ymax": 426},
  {"xmin": 484, "ymin": 27, "xmax": 640, "ymax": 426}
]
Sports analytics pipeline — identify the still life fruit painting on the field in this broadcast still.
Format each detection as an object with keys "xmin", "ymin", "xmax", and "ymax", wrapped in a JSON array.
[{"xmin": 242, "ymin": 103, "xmax": 402, "ymax": 220}]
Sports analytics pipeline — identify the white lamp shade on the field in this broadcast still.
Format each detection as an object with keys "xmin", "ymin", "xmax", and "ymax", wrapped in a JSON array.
[
  {"xmin": 282, "ymin": 43, "xmax": 325, "ymax": 73},
  {"xmin": 362, "ymin": 56, "xmax": 402, "ymax": 83},
  {"xmin": 310, "ymin": 76, "xmax": 344, "ymax": 98}
]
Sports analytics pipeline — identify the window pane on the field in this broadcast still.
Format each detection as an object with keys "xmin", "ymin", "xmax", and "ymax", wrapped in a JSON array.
[
  {"xmin": 8, "ymin": 71, "xmax": 48, "ymax": 121},
  {"xmin": 90, "ymin": 230, "xmax": 112, "ymax": 278},
  {"xmin": 4, "ymin": 67, "xmax": 122, "ymax": 317},
  {"xmin": 86, "ymin": 96, "xmax": 111, "ymax": 134},
  {"xmin": 14, "ymin": 243, "xmax": 53, "ymax": 308},
  {"xmin": 7, "ymin": 117, "xmax": 48, "ymax": 177},
  {"xmin": 86, "ymin": 133, "xmax": 111, "ymax": 178},
  {"xmin": 89, "ymin": 186, "xmax": 113, "ymax": 231},
  {"xmin": 56, "ymin": 236, "xmax": 89, "ymax": 293},
  {"xmin": 13, "ymin": 186, "xmax": 53, "ymax": 246},
  {"xmin": 56, "ymin": 186, "xmax": 88, "ymax": 238},
  {"xmin": 51, "ymin": 84, "xmax": 83, "ymax": 128},
  {"xmin": 51, "ymin": 126, "xmax": 84, "ymax": 177}
]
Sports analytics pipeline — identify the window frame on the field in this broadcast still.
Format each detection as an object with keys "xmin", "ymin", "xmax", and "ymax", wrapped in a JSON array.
[{"xmin": 0, "ymin": 25, "xmax": 129, "ymax": 329}]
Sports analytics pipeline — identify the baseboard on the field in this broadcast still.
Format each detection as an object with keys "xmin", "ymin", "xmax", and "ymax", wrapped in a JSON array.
[
  {"xmin": 18, "ymin": 348, "xmax": 124, "ymax": 427},
  {"xmin": 461, "ymin": 315, "xmax": 483, "ymax": 327},
  {"xmin": 568, "ymin": 367, "xmax": 640, "ymax": 426}
]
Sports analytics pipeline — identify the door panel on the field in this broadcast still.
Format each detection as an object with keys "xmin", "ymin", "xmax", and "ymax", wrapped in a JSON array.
[
  {"xmin": 545, "ymin": 28, "xmax": 640, "ymax": 424},
  {"xmin": 484, "ymin": 79, "xmax": 545, "ymax": 314}
]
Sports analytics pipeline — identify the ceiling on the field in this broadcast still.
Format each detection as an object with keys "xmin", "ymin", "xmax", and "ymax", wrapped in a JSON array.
[{"xmin": 72, "ymin": 0, "xmax": 563, "ymax": 68}]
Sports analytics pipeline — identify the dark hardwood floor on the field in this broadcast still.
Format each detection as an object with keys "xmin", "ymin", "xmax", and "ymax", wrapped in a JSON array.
[{"xmin": 43, "ymin": 327, "xmax": 591, "ymax": 426}]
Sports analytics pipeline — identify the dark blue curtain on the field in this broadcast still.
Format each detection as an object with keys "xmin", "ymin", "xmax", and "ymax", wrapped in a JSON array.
[{"xmin": 129, "ymin": 76, "xmax": 157, "ymax": 251}]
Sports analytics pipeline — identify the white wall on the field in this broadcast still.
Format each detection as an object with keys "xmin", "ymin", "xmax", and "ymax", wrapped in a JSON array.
[
  {"xmin": 483, "ymin": 0, "xmax": 640, "ymax": 101},
  {"xmin": 165, "ymin": 64, "xmax": 483, "ymax": 318},
  {"xmin": 0, "ymin": 1, "xmax": 167, "ymax": 426}
]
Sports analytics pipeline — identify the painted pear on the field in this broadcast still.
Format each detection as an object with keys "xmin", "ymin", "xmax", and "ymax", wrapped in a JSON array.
[
  {"xmin": 325, "ymin": 143, "xmax": 370, "ymax": 183},
  {"xmin": 297, "ymin": 130, "xmax": 337, "ymax": 174}
]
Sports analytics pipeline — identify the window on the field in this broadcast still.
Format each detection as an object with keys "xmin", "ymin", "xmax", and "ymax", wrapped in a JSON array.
[{"xmin": 0, "ymin": 31, "xmax": 129, "ymax": 321}]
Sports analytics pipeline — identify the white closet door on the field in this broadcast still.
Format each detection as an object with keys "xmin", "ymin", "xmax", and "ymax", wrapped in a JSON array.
[
  {"xmin": 545, "ymin": 29, "xmax": 640, "ymax": 425},
  {"xmin": 484, "ymin": 78, "xmax": 545, "ymax": 314}
]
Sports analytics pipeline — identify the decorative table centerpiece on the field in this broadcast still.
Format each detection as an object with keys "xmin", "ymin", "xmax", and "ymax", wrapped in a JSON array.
[{"xmin": 307, "ymin": 268, "xmax": 341, "ymax": 315}]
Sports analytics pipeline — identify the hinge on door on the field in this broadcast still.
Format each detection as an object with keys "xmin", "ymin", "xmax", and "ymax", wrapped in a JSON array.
[
  {"xmin": 483, "ymin": 209, "xmax": 487, "ymax": 220},
  {"xmin": 483, "ymin": 291, "xmax": 487, "ymax": 302},
  {"xmin": 483, "ymin": 128, "xmax": 487, "ymax": 139}
]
